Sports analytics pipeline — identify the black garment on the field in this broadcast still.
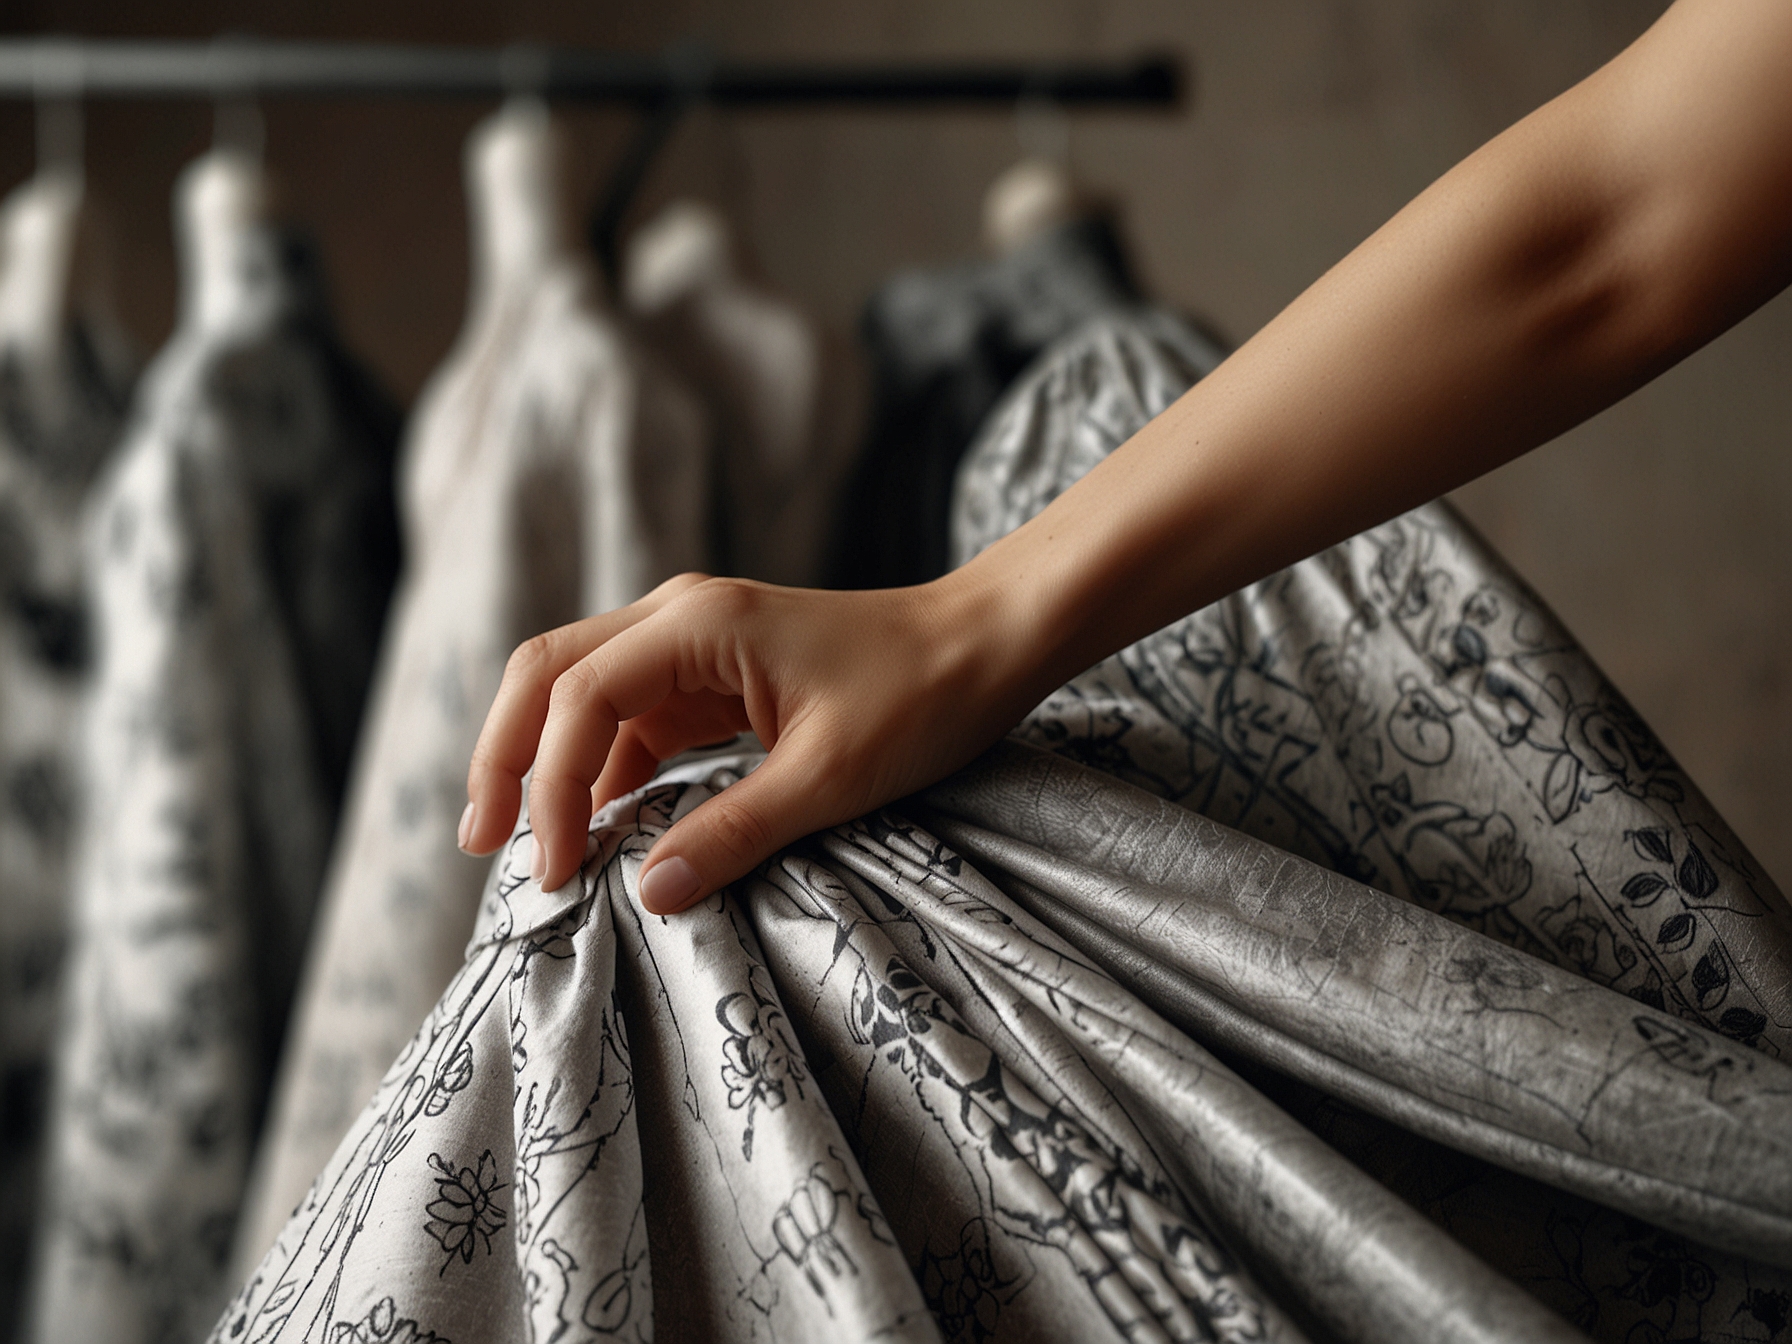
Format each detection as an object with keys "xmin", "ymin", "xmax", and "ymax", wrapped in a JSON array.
[
  {"xmin": 218, "ymin": 227, "xmax": 401, "ymax": 808},
  {"xmin": 829, "ymin": 214, "xmax": 1148, "ymax": 589}
]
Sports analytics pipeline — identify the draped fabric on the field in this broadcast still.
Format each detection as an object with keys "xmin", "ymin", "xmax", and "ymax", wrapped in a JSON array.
[
  {"xmin": 955, "ymin": 313, "xmax": 1792, "ymax": 1057},
  {"xmin": 233, "ymin": 102, "xmax": 712, "ymax": 1279},
  {"xmin": 215, "ymin": 307, "xmax": 1792, "ymax": 1343},
  {"xmin": 0, "ymin": 168, "xmax": 134, "ymax": 1341},
  {"xmin": 27, "ymin": 148, "xmax": 398, "ymax": 1344}
]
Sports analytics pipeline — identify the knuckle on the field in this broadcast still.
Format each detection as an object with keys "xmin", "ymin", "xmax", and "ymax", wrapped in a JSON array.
[
  {"xmin": 506, "ymin": 631, "xmax": 559, "ymax": 683},
  {"xmin": 647, "ymin": 571, "xmax": 711, "ymax": 608},
  {"xmin": 549, "ymin": 657, "xmax": 604, "ymax": 709},
  {"xmin": 686, "ymin": 576, "xmax": 763, "ymax": 623}
]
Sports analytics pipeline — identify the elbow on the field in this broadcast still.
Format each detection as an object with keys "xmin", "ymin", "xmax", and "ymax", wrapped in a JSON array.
[{"xmin": 1504, "ymin": 192, "xmax": 1743, "ymax": 391}]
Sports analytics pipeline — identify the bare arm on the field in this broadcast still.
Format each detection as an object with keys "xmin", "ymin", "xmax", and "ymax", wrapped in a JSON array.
[{"xmin": 464, "ymin": 0, "xmax": 1792, "ymax": 910}]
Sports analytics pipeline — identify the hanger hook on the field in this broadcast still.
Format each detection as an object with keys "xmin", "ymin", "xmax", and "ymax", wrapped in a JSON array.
[
  {"xmin": 210, "ymin": 32, "xmax": 266, "ymax": 162},
  {"xmin": 499, "ymin": 41, "xmax": 552, "ymax": 103},
  {"xmin": 32, "ymin": 36, "xmax": 85, "ymax": 178},
  {"xmin": 1015, "ymin": 83, "xmax": 1070, "ymax": 166}
]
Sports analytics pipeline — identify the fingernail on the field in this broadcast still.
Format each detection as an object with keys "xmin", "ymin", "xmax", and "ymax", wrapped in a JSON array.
[
  {"xmin": 530, "ymin": 837, "xmax": 547, "ymax": 883},
  {"xmin": 457, "ymin": 802, "xmax": 476, "ymax": 852},
  {"xmin": 639, "ymin": 856, "xmax": 700, "ymax": 914}
]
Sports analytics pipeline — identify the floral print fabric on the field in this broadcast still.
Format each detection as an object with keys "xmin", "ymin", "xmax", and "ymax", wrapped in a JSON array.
[
  {"xmin": 26, "ymin": 150, "xmax": 396, "ymax": 1344},
  {"xmin": 955, "ymin": 311, "xmax": 1792, "ymax": 1058},
  {"xmin": 0, "ymin": 170, "xmax": 134, "ymax": 1340}
]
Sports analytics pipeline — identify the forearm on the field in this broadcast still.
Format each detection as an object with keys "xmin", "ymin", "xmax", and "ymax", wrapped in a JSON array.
[{"xmin": 950, "ymin": 0, "xmax": 1792, "ymax": 711}]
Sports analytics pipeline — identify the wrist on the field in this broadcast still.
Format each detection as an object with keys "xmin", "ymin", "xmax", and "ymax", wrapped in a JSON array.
[{"xmin": 922, "ymin": 528, "xmax": 1101, "ymax": 728}]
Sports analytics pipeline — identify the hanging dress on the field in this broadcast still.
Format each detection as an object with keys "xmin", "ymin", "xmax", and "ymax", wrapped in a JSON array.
[
  {"xmin": 211, "ymin": 308, "xmax": 1792, "ymax": 1344},
  {"xmin": 231, "ymin": 99, "xmax": 710, "ymax": 1278},
  {"xmin": 0, "ymin": 163, "xmax": 134, "ymax": 1341},
  {"xmin": 624, "ymin": 198, "xmax": 864, "ymax": 586},
  {"xmin": 27, "ymin": 147, "xmax": 399, "ymax": 1344}
]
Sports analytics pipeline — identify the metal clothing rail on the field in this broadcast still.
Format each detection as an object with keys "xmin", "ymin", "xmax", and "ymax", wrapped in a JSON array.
[
  {"xmin": 0, "ymin": 36, "xmax": 1186, "ymax": 280},
  {"xmin": 0, "ymin": 38, "xmax": 1181, "ymax": 108}
]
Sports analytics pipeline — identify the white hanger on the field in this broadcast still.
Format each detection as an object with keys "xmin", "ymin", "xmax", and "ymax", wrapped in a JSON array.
[
  {"xmin": 0, "ymin": 50, "xmax": 87, "ymax": 358},
  {"xmin": 981, "ymin": 158, "xmax": 1082, "ymax": 256},
  {"xmin": 464, "ymin": 97, "xmax": 573, "ymax": 323},
  {"xmin": 167, "ymin": 47, "xmax": 278, "ymax": 338},
  {"xmin": 174, "ymin": 146, "xmax": 271, "ymax": 336},
  {"xmin": 981, "ymin": 95, "xmax": 1085, "ymax": 256},
  {"xmin": 621, "ymin": 197, "xmax": 732, "ymax": 316}
]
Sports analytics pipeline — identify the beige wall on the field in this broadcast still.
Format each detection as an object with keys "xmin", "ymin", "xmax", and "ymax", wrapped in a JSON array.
[{"xmin": 6, "ymin": 1, "xmax": 1789, "ymax": 887}]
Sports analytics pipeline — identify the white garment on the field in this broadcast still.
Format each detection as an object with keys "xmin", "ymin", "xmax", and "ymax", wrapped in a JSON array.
[
  {"xmin": 0, "ymin": 165, "xmax": 133, "ymax": 1338},
  {"xmin": 26, "ymin": 150, "xmax": 341, "ymax": 1344},
  {"xmin": 232, "ymin": 101, "xmax": 709, "ymax": 1276},
  {"xmin": 624, "ymin": 199, "xmax": 861, "ymax": 586}
]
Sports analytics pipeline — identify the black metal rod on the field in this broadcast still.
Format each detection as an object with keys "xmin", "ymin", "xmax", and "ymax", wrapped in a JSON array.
[{"xmin": 0, "ymin": 38, "xmax": 1182, "ymax": 108}]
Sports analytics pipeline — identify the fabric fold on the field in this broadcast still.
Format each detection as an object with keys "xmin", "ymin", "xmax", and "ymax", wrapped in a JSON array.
[{"xmin": 919, "ymin": 740, "xmax": 1792, "ymax": 1267}]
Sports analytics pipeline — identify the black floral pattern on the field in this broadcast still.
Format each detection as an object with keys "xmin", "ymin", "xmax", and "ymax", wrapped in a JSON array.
[
  {"xmin": 916, "ymin": 1218, "xmax": 1009, "ymax": 1343},
  {"xmin": 717, "ymin": 961, "xmax": 808, "ymax": 1160},
  {"xmin": 326, "ymin": 1296, "xmax": 450, "ymax": 1344},
  {"xmin": 27, "ymin": 149, "xmax": 397, "ymax": 1344},
  {"xmin": 423, "ymin": 1150, "xmax": 507, "ymax": 1272},
  {"xmin": 0, "ymin": 172, "xmax": 135, "ymax": 1341},
  {"xmin": 237, "ymin": 104, "xmax": 713, "ymax": 1275}
]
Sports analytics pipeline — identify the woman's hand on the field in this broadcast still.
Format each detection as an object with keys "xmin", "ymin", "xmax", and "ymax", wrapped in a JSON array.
[{"xmin": 459, "ymin": 570, "xmax": 1039, "ymax": 914}]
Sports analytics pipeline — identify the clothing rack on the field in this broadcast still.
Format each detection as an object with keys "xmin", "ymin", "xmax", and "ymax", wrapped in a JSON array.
[
  {"xmin": 0, "ymin": 35, "xmax": 1186, "ymax": 278},
  {"xmin": 0, "ymin": 38, "xmax": 1180, "ymax": 106}
]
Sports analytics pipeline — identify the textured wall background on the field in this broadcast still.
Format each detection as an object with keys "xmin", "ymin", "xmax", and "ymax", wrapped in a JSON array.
[{"xmin": 3, "ymin": 0, "xmax": 1787, "ymax": 888}]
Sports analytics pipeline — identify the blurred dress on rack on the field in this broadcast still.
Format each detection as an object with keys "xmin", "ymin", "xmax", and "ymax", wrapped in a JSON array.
[
  {"xmin": 623, "ymin": 198, "xmax": 864, "ymax": 586},
  {"xmin": 829, "ymin": 158, "xmax": 1172, "ymax": 590},
  {"xmin": 213, "ymin": 293, "xmax": 1792, "ymax": 1344},
  {"xmin": 232, "ymin": 99, "xmax": 710, "ymax": 1277},
  {"xmin": 26, "ymin": 146, "xmax": 401, "ymax": 1344},
  {"xmin": 0, "ymin": 162, "xmax": 134, "ymax": 1343}
]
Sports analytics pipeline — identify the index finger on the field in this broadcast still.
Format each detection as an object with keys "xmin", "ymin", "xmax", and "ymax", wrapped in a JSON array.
[
  {"xmin": 527, "ymin": 599, "xmax": 726, "ymax": 890},
  {"xmin": 462, "ymin": 575, "xmax": 705, "ymax": 855}
]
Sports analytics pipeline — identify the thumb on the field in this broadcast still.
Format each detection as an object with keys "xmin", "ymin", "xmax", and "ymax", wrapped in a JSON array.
[{"xmin": 635, "ymin": 748, "xmax": 842, "ymax": 915}]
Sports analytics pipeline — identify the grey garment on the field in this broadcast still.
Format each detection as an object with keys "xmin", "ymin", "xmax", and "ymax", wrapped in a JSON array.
[
  {"xmin": 220, "ymin": 742, "xmax": 1790, "ymax": 1344},
  {"xmin": 0, "ymin": 264, "xmax": 133, "ymax": 1341},
  {"xmin": 624, "ymin": 200, "xmax": 866, "ymax": 588},
  {"xmin": 830, "ymin": 214, "xmax": 1202, "ymax": 589},
  {"xmin": 957, "ymin": 312, "xmax": 1792, "ymax": 1059},
  {"xmin": 213, "ymin": 759, "xmax": 1598, "ymax": 1344},
  {"xmin": 955, "ymin": 310, "xmax": 1792, "ymax": 1339},
  {"xmin": 216, "ymin": 310, "xmax": 1792, "ymax": 1344},
  {"xmin": 27, "ymin": 189, "xmax": 393, "ymax": 1344}
]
